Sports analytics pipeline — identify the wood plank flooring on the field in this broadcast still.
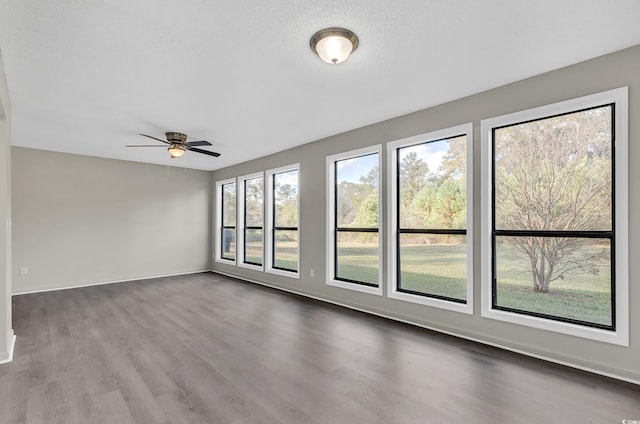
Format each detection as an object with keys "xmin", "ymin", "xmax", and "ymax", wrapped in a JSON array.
[{"xmin": 1, "ymin": 272, "xmax": 638, "ymax": 424}]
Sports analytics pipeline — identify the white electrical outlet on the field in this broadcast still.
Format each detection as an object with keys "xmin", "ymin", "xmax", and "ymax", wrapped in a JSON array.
[
  {"xmin": 19, "ymin": 267, "xmax": 28, "ymax": 276},
  {"xmin": 310, "ymin": 269, "xmax": 315, "ymax": 278}
]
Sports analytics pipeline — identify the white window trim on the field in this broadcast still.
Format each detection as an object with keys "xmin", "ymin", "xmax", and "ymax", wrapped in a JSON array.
[
  {"xmin": 237, "ymin": 172, "xmax": 265, "ymax": 271},
  {"xmin": 265, "ymin": 164, "xmax": 300, "ymax": 279},
  {"xmin": 215, "ymin": 177, "xmax": 237, "ymax": 266},
  {"xmin": 480, "ymin": 87, "xmax": 629, "ymax": 346},
  {"xmin": 386, "ymin": 124, "xmax": 474, "ymax": 314},
  {"xmin": 326, "ymin": 145, "xmax": 383, "ymax": 296}
]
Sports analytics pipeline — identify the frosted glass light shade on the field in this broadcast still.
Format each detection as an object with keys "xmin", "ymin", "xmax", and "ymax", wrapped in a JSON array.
[
  {"xmin": 310, "ymin": 28, "xmax": 359, "ymax": 65},
  {"xmin": 168, "ymin": 144, "xmax": 185, "ymax": 158},
  {"xmin": 315, "ymin": 36, "xmax": 352, "ymax": 64}
]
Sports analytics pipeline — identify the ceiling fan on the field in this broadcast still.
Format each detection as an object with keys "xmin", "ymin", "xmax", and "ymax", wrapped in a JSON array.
[{"xmin": 126, "ymin": 132, "xmax": 221, "ymax": 158}]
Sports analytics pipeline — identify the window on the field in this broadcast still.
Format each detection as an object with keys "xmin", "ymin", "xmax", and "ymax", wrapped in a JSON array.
[
  {"xmin": 238, "ymin": 173, "xmax": 264, "ymax": 270},
  {"xmin": 327, "ymin": 146, "xmax": 382, "ymax": 295},
  {"xmin": 215, "ymin": 178, "xmax": 237, "ymax": 264},
  {"xmin": 481, "ymin": 87, "xmax": 628, "ymax": 345},
  {"xmin": 266, "ymin": 164, "xmax": 300, "ymax": 278},
  {"xmin": 387, "ymin": 124, "xmax": 473, "ymax": 313}
]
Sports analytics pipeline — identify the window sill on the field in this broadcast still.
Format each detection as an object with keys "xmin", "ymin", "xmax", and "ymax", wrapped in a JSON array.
[
  {"xmin": 388, "ymin": 290, "xmax": 472, "ymax": 314},
  {"xmin": 266, "ymin": 267, "xmax": 300, "ymax": 279},
  {"xmin": 238, "ymin": 262, "xmax": 264, "ymax": 272},
  {"xmin": 327, "ymin": 279, "xmax": 383, "ymax": 296},
  {"xmin": 481, "ymin": 306, "xmax": 628, "ymax": 346}
]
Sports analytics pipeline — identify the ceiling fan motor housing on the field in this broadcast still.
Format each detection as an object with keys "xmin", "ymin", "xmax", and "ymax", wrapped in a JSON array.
[{"xmin": 166, "ymin": 132, "xmax": 187, "ymax": 143}]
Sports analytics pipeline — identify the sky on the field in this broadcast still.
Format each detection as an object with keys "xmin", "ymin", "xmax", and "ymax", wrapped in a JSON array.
[
  {"xmin": 274, "ymin": 169, "xmax": 298, "ymax": 190},
  {"xmin": 336, "ymin": 153, "xmax": 378, "ymax": 183},
  {"xmin": 399, "ymin": 138, "xmax": 451, "ymax": 176},
  {"xmin": 336, "ymin": 136, "xmax": 459, "ymax": 183}
]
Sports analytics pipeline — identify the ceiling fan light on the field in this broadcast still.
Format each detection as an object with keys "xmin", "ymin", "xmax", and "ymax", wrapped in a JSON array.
[
  {"xmin": 310, "ymin": 27, "xmax": 359, "ymax": 64},
  {"xmin": 168, "ymin": 144, "xmax": 185, "ymax": 158}
]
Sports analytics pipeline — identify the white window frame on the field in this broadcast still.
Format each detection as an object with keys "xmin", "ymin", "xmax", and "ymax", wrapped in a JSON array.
[
  {"xmin": 480, "ymin": 87, "xmax": 629, "ymax": 346},
  {"xmin": 237, "ymin": 172, "xmax": 264, "ymax": 271},
  {"xmin": 387, "ymin": 124, "xmax": 474, "ymax": 313},
  {"xmin": 215, "ymin": 177, "xmax": 237, "ymax": 265},
  {"xmin": 327, "ymin": 145, "xmax": 383, "ymax": 296},
  {"xmin": 265, "ymin": 164, "xmax": 300, "ymax": 279}
]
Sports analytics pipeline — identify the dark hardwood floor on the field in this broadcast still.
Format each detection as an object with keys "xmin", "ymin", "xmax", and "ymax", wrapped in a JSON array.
[{"xmin": 0, "ymin": 272, "xmax": 638, "ymax": 423}]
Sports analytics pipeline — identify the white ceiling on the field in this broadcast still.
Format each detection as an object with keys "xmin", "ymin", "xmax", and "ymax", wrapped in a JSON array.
[{"xmin": 1, "ymin": 1, "xmax": 640, "ymax": 171}]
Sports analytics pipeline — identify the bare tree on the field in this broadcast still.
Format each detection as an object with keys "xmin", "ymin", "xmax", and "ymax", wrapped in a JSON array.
[{"xmin": 494, "ymin": 107, "xmax": 611, "ymax": 292}]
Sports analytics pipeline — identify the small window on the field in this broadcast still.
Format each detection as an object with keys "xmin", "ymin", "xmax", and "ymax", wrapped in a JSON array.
[
  {"xmin": 481, "ymin": 87, "xmax": 628, "ymax": 345},
  {"xmin": 266, "ymin": 164, "xmax": 300, "ymax": 278},
  {"xmin": 215, "ymin": 178, "xmax": 237, "ymax": 264},
  {"xmin": 387, "ymin": 124, "xmax": 473, "ymax": 313},
  {"xmin": 238, "ymin": 173, "xmax": 264, "ymax": 270},
  {"xmin": 327, "ymin": 146, "xmax": 382, "ymax": 296}
]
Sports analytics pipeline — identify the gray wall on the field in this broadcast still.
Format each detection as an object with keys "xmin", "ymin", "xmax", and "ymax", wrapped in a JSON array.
[
  {"xmin": 12, "ymin": 148, "xmax": 211, "ymax": 293},
  {"xmin": 212, "ymin": 45, "xmax": 640, "ymax": 382},
  {"xmin": 0, "ymin": 48, "xmax": 13, "ymax": 362}
]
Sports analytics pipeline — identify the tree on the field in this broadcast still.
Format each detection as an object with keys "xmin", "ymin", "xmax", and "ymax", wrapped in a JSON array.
[
  {"xmin": 353, "ymin": 191, "xmax": 378, "ymax": 228},
  {"xmin": 495, "ymin": 108, "xmax": 611, "ymax": 292},
  {"xmin": 222, "ymin": 184, "xmax": 236, "ymax": 226},
  {"xmin": 399, "ymin": 151, "xmax": 429, "ymax": 211},
  {"xmin": 359, "ymin": 165, "xmax": 378, "ymax": 189},
  {"xmin": 440, "ymin": 135, "xmax": 467, "ymax": 181},
  {"xmin": 432, "ymin": 178, "xmax": 465, "ymax": 229},
  {"xmin": 402, "ymin": 138, "xmax": 467, "ymax": 231},
  {"xmin": 245, "ymin": 178, "xmax": 263, "ymax": 226},
  {"xmin": 276, "ymin": 183, "xmax": 296, "ymax": 202},
  {"xmin": 275, "ymin": 182, "xmax": 298, "ymax": 228}
]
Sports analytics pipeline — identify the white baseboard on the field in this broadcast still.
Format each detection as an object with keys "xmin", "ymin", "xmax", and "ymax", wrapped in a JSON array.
[
  {"xmin": 12, "ymin": 269, "xmax": 210, "ymax": 296},
  {"xmin": 210, "ymin": 269, "xmax": 640, "ymax": 386},
  {"xmin": 0, "ymin": 332, "xmax": 16, "ymax": 365}
]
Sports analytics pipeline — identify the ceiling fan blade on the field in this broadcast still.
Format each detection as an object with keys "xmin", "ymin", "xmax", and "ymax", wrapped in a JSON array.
[
  {"xmin": 185, "ymin": 140, "xmax": 212, "ymax": 147},
  {"xmin": 139, "ymin": 133, "xmax": 170, "ymax": 144},
  {"xmin": 125, "ymin": 144, "xmax": 167, "ymax": 147},
  {"xmin": 188, "ymin": 147, "xmax": 221, "ymax": 157}
]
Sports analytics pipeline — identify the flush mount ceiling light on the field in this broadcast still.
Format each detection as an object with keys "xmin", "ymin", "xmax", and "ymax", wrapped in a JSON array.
[{"xmin": 310, "ymin": 27, "xmax": 359, "ymax": 65}]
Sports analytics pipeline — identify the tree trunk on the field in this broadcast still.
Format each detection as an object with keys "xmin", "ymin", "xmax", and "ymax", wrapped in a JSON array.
[{"xmin": 530, "ymin": 258, "xmax": 540, "ymax": 291}]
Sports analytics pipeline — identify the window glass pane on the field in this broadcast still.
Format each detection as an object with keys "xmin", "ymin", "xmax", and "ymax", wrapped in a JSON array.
[
  {"xmin": 336, "ymin": 153, "xmax": 378, "ymax": 228},
  {"xmin": 222, "ymin": 183, "xmax": 236, "ymax": 227},
  {"xmin": 399, "ymin": 136, "xmax": 466, "ymax": 229},
  {"xmin": 244, "ymin": 229, "xmax": 263, "ymax": 265},
  {"xmin": 336, "ymin": 232, "xmax": 379, "ymax": 285},
  {"xmin": 495, "ymin": 236, "xmax": 612, "ymax": 326},
  {"xmin": 399, "ymin": 234, "xmax": 466, "ymax": 300},
  {"xmin": 274, "ymin": 171, "xmax": 298, "ymax": 227},
  {"xmin": 274, "ymin": 230, "xmax": 298, "ymax": 271},
  {"xmin": 222, "ymin": 228, "xmax": 236, "ymax": 260},
  {"xmin": 494, "ymin": 106, "xmax": 612, "ymax": 232},
  {"xmin": 245, "ymin": 177, "xmax": 263, "ymax": 227}
]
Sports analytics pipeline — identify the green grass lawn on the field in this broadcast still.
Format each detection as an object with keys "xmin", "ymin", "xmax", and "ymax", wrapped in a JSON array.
[
  {"xmin": 255, "ymin": 239, "xmax": 612, "ymax": 326},
  {"xmin": 495, "ymin": 284, "xmax": 611, "ymax": 326},
  {"xmin": 337, "ymin": 243, "xmax": 379, "ymax": 284},
  {"xmin": 244, "ymin": 242, "xmax": 263, "ymax": 266},
  {"xmin": 334, "ymin": 243, "xmax": 467, "ymax": 298},
  {"xmin": 495, "ymin": 245, "xmax": 612, "ymax": 326},
  {"xmin": 334, "ymin": 242, "xmax": 611, "ymax": 326},
  {"xmin": 274, "ymin": 241, "xmax": 298, "ymax": 271},
  {"xmin": 399, "ymin": 244, "xmax": 467, "ymax": 300}
]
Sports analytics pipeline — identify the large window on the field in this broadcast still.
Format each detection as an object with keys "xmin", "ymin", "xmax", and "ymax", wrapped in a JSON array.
[
  {"xmin": 481, "ymin": 87, "xmax": 628, "ymax": 345},
  {"xmin": 215, "ymin": 178, "xmax": 237, "ymax": 264},
  {"xmin": 387, "ymin": 124, "xmax": 473, "ymax": 312},
  {"xmin": 238, "ymin": 173, "xmax": 264, "ymax": 270},
  {"xmin": 327, "ymin": 146, "xmax": 382, "ymax": 295},
  {"xmin": 266, "ymin": 164, "xmax": 300, "ymax": 278}
]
